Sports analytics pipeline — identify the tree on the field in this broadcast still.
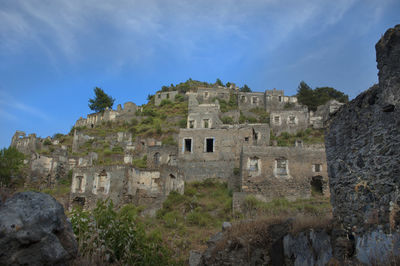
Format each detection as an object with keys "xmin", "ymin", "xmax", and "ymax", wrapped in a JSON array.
[
  {"xmin": 215, "ymin": 78, "xmax": 224, "ymax": 87},
  {"xmin": 88, "ymin": 87, "xmax": 115, "ymax": 113},
  {"xmin": 296, "ymin": 81, "xmax": 349, "ymax": 111},
  {"xmin": 297, "ymin": 81, "xmax": 315, "ymax": 110},
  {"xmin": 240, "ymin": 84, "xmax": 252, "ymax": 92},
  {"xmin": 0, "ymin": 147, "xmax": 25, "ymax": 187}
]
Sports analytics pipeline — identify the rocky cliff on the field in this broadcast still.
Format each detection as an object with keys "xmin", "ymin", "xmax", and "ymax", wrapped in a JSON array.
[{"xmin": 325, "ymin": 24, "xmax": 400, "ymax": 263}]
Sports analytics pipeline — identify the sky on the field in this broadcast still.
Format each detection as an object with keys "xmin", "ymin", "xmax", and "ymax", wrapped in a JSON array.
[{"xmin": 0, "ymin": 0, "xmax": 399, "ymax": 149}]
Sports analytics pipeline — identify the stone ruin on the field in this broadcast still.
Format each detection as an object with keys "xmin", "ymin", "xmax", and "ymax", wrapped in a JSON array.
[{"xmin": 10, "ymin": 63, "xmax": 343, "ymax": 214}]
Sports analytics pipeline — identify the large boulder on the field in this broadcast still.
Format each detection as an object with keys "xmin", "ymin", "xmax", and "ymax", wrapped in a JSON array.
[{"xmin": 0, "ymin": 191, "xmax": 78, "ymax": 265}]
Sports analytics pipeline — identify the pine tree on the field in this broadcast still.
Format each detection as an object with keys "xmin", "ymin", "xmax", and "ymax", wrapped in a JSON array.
[{"xmin": 88, "ymin": 87, "xmax": 115, "ymax": 112}]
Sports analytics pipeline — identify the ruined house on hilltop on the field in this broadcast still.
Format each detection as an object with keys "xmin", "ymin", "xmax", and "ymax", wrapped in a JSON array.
[{"xmin": 11, "ymin": 84, "xmax": 341, "ymax": 213}]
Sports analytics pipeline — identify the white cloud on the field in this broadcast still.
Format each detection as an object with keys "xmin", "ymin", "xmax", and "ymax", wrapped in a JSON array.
[
  {"xmin": 0, "ymin": 92, "xmax": 51, "ymax": 121},
  {"xmin": 0, "ymin": 0, "xmax": 394, "ymax": 68}
]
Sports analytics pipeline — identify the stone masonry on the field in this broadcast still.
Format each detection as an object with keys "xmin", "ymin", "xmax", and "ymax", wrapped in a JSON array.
[{"xmin": 325, "ymin": 24, "xmax": 400, "ymax": 263}]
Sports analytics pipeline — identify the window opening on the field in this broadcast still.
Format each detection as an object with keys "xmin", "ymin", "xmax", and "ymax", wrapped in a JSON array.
[
  {"xmin": 314, "ymin": 164, "xmax": 321, "ymax": 172},
  {"xmin": 276, "ymin": 158, "xmax": 288, "ymax": 175},
  {"xmin": 311, "ymin": 176, "xmax": 323, "ymax": 195},
  {"xmin": 184, "ymin": 139, "xmax": 192, "ymax": 153},
  {"xmin": 205, "ymin": 138, "xmax": 214, "ymax": 153},
  {"xmin": 249, "ymin": 157, "xmax": 259, "ymax": 171},
  {"xmin": 288, "ymin": 115, "xmax": 296, "ymax": 124},
  {"xmin": 189, "ymin": 120, "xmax": 195, "ymax": 128},
  {"xmin": 154, "ymin": 152, "xmax": 161, "ymax": 166},
  {"xmin": 97, "ymin": 170, "xmax": 108, "ymax": 193},
  {"xmin": 274, "ymin": 116, "xmax": 280, "ymax": 124},
  {"xmin": 203, "ymin": 119, "xmax": 209, "ymax": 128}
]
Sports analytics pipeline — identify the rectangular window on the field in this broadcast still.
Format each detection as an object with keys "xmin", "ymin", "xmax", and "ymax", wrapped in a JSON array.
[
  {"xmin": 249, "ymin": 157, "xmax": 259, "ymax": 171},
  {"xmin": 314, "ymin": 164, "xmax": 321, "ymax": 172},
  {"xmin": 184, "ymin": 139, "xmax": 192, "ymax": 153},
  {"xmin": 244, "ymin": 137, "xmax": 249, "ymax": 142},
  {"xmin": 204, "ymin": 92, "xmax": 209, "ymax": 98},
  {"xmin": 288, "ymin": 116, "xmax": 296, "ymax": 124},
  {"xmin": 278, "ymin": 96, "xmax": 282, "ymax": 102},
  {"xmin": 166, "ymin": 93, "xmax": 170, "ymax": 99},
  {"xmin": 252, "ymin": 97, "xmax": 258, "ymax": 104},
  {"xmin": 203, "ymin": 119, "xmax": 209, "ymax": 128},
  {"xmin": 205, "ymin": 138, "xmax": 214, "ymax": 153},
  {"xmin": 75, "ymin": 176, "xmax": 83, "ymax": 192},
  {"xmin": 274, "ymin": 116, "xmax": 280, "ymax": 123},
  {"xmin": 189, "ymin": 120, "xmax": 195, "ymax": 128},
  {"xmin": 276, "ymin": 159, "xmax": 288, "ymax": 175}
]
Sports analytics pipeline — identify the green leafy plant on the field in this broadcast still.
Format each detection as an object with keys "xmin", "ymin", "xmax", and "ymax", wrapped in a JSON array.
[{"xmin": 70, "ymin": 200, "xmax": 172, "ymax": 265}]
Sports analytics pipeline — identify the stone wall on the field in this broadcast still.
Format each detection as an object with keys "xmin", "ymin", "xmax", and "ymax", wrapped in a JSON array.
[
  {"xmin": 238, "ymin": 91, "xmax": 265, "ymax": 111},
  {"xmin": 155, "ymin": 91, "xmax": 179, "ymax": 106},
  {"xmin": 70, "ymin": 164, "xmax": 184, "ymax": 215},
  {"xmin": 178, "ymin": 125, "xmax": 270, "ymax": 181},
  {"xmin": 239, "ymin": 146, "xmax": 329, "ymax": 202},
  {"xmin": 75, "ymin": 101, "xmax": 138, "ymax": 127},
  {"xmin": 270, "ymin": 108, "xmax": 309, "ymax": 135},
  {"xmin": 325, "ymin": 24, "xmax": 400, "ymax": 263},
  {"xmin": 11, "ymin": 131, "xmax": 41, "ymax": 155}
]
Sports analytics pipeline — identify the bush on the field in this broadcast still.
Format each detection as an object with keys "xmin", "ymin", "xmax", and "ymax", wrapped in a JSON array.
[
  {"xmin": 43, "ymin": 139, "xmax": 52, "ymax": 145},
  {"xmin": 221, "ymin": 116, "xmax": 234, "ymax": 124},
  {"xmin": 178, "ymin": 118, "xmax": 187, "ymax": 128},
  {"xmin": 160, "ymin": 99, "xmax": 172, "ymax": 106},
  {"xmin": 175, "ymin": 94, "xmax": 184, "ymax": 102},
  {"xmin": 0, "ymin": 147, "xmax": 25, "ymax": 186},
  {"xmin": 70, "ymin": 200, "xmax": 172, "ymax": 265},
  {"xmin": 132, "ymin": 155, "xmax": 147, "ymax": 169},
  {"xmin": 162, "ymin": 136, "xmax": 177, "ymax": 146}
]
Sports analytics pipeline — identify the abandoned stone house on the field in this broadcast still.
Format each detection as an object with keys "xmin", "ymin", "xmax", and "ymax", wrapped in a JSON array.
[{"xmin": 10, "ymin": 84, "xmax": 339, "ymax": 212}]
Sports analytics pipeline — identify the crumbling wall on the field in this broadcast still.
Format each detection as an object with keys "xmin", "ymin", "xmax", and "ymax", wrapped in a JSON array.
[
  {"xmin": 154, "ymin": 91, "xmax": 179, "ymax": 106},
  {"xmin": 239, "ymin": 146, "xmax": 329, "ymax": 202},
  {"xmin": 238, "ymin": 92, "xmax": 265, "ymax": 111},
  {"xmin": 11, "ymin": 131, "xmax": 41, "ymax": 155},
  {"xmin": 270, "ymin": 108, "xmax": 309, "ymax": 135},
  {"xmin": 265, "ymin": 88, "xmax": 298, "ymax": 112},
  {"xmin": 178, "ymin": 125, "xmax": 270, "ymax": 181},
  {"xmin": 325, "ymin": 24, "xmax": 400, "ymax": 263}
]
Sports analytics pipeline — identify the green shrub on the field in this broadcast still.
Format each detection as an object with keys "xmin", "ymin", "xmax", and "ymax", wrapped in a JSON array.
[
  {"xmin": 132, "ymin": 155, "xmax": 147, "ymax": 169},
  {"xmin": 221, "ymin": 116, "xmax": 234, "ymax": 124},
  {"xmin": 70, "ymin": 200, "xmax": 172, "ymax": 265},
  {"xmin": 112, "ymin": 146, "xmax": 124, "ymax": 153},
  {"xmin": 141, "ymin": 117, "xmax": 154, "ymax": 125},
  {"xmin": 178, "ymin": 118, "xmax": 187, "ymax": 128},
  {"xmin": 160, "ymin": 99, "xmax": 173, "ymax": 106},
  {"xmin": 175, "ymin": 94, "xmax": 184, "ymax": 102},
  {"xmin": 43, "ymin": 139, "xmax": 52, "ymax": 145},
  {"xmin": 162, "ymin": 136, "xmax": 177, "ymax": 146}
]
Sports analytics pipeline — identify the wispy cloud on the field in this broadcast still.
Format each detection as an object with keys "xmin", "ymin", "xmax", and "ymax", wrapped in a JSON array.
[
  {"xmin": 0, "ymin": 0, "xmax": 394, "ymax": 69},
  {"xmin": 0, "ymin": 91, "xmax": 51, "ymax": 121}
]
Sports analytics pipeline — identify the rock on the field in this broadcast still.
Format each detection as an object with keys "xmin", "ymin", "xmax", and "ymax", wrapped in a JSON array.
[
  {"xmin": 0, "ymin": 191, "xmax": 78, "ymax": 265},
  {"xmin": 222, "ymin": 221, "xmax": 232, "ymax": 231},
  {"xmin": 189, "ymin": 250, "xmax": 202, "ymax": 266},
  {"xmin": 325, "ymin": 24, "xmax": 400, "ymax": 262},
  {"xmin": 283, "ymin": 229, "xmax": 333, "ymax": 266}
]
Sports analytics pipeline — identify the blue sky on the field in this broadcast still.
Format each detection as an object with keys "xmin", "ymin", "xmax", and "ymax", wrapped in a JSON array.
[{"xmin": 0, "ymin": 0, "xmax": 399, "ymax": 148}]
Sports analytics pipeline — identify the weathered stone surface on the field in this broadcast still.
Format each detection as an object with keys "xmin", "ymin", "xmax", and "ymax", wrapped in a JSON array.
[
  {"xmin": 0, "ymin": 191, "xmax": 78, "ymax": 265},
  {"xmin": 325, "ymin": 24, "xmax": 400, "ymax": 261},
  {"xmin": 283, "ymin": 229, "xmax": 332, "ymax": 266}
]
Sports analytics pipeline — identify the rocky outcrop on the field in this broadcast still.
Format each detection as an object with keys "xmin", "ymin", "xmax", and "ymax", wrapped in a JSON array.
[
  {"xmin": 325, "ymin": 24, "xmax": 400, "ymax": 263},
  {"xmin": 0, "ymin": 191, "xmax": 78, "ymax": 265}
]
